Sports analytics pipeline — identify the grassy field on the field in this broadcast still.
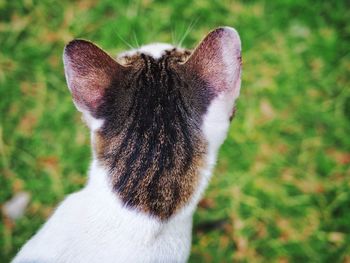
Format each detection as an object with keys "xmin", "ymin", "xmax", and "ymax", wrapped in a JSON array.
[{"xmin": 1, "ymin": 0, "xmax": 350, "ymax": 262}]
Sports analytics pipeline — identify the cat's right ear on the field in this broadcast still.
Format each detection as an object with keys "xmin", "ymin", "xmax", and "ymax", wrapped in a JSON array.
[
  {"xmin": 182, "ymin": 27, "xmax": 242, "ymax": 99},
  {"xmin": 178, "ymin": 27, "xmax": 242, "ymax": 151},
  {"xmin": 63, "ymin": 40, "xmax": 126, "ymax": 116}
]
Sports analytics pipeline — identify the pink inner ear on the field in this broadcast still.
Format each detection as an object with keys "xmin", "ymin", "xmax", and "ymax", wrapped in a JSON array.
[
  {"xmin": 63, "ymin": 39, "xmax": 123, "ymax": 114},
  {"xmin": 184, "ymin": 27, "xmax": 242, "ymax": 95},
  {"xmin": 71, "ymin": 84, "xmax": 104, "ymax": 112}
]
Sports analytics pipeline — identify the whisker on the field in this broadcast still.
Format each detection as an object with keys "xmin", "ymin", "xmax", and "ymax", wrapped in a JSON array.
[
  {"xmin": 115, "ymin": 30, "xmax": 135, "ymax": 50},
  {"xmin": 178, "ymin": 17, "xmax": 200, "ymax": 47},
  {"xmin": 132, "ymin": 31, "xmax": 140, "ymax": 48},
  {"xmin": 171, "ymin": 26, "xmax": 176, "ymax": 46}
]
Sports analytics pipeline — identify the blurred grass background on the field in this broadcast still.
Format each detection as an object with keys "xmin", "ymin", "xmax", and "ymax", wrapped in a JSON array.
[{"xmin": 1, "ymin": 0, "xmax": 350, "ymax": 262}]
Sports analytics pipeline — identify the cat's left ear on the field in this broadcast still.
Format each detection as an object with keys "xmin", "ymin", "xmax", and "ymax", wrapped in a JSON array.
[{"xmin": 63, "ymin": 39, "xmax": 126, "ymax": 116}]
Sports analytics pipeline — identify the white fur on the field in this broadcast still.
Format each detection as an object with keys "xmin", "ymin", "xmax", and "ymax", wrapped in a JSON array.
[
  {"xmin": 119, "ymin": 43, "xmax": 180, "ymax": 60},
  {"xmin": 14, "ymin": 160, "xmax": 193, "ymax": 263},
  {"xmin": 82, "ymin": 111, "xmax": 104, "ymax": 131},
  {"xmin": 14, "ymin": 31, "xmax": 241, "ymax": 263}
]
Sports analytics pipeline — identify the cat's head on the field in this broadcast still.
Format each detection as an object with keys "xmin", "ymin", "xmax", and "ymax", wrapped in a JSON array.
[{"xmin": 63, "ymin": 27, "xmax": 242, "ymax": 219}]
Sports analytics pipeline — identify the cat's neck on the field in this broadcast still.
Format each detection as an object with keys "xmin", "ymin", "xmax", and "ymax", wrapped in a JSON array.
[
  {"xmin": 86, "ymin": 91, "xmax": 229, "ymax": 222},
  {"xmin": 86, "ymin": 145, "xmax": 217, "ymax": 223}
]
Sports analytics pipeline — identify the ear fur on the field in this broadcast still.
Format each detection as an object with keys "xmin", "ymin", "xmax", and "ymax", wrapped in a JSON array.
[
  {"xmin": 63, "ymin": 40, "xmax": 126, "ymax": 115},
  {"xmin": 183, "ymin": 27, "xmax": 242, "ymax": 97}
]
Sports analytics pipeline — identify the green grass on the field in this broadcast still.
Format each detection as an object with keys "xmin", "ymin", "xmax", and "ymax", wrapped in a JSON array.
[{"xmin": 1, "ymin": 0, "xmax": 350, "ymax": 262}]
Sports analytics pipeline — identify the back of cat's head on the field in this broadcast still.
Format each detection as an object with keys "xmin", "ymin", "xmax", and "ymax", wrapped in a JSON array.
[{"xmin": 63, "ymin": 27, "xmax": 242, "ymax": 220}]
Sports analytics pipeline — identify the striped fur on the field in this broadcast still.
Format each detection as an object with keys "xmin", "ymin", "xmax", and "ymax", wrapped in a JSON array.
[{"xmin": 95, "ymin": 50, "xmax": 211, "ymax": 220}]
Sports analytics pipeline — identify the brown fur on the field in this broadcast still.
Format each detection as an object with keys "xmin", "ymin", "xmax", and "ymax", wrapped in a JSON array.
[{"xmin": 93, "ymin": 49, "xmax": 210, "ymax": 220}]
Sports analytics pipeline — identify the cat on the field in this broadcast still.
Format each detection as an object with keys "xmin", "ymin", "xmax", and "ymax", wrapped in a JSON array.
[{"xmin": 13, "ymin": 26, "xmax": 242, "ymax": 263}]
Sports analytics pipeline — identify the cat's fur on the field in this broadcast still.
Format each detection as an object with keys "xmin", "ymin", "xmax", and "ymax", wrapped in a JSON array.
[{"xmin": 13, "ymin": 27, "xmax": 242, "ymax": 263}]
